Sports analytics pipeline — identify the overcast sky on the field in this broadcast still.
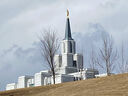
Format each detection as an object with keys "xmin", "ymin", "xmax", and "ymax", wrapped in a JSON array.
[{"xmin": 0, "ymin": 0, "xmax": 128, "ymax": 90}]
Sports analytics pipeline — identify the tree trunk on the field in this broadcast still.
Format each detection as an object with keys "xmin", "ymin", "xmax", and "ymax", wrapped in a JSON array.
[{"xmin": 52, "ymin": 70, "xmax": 55, "ymax": 84}]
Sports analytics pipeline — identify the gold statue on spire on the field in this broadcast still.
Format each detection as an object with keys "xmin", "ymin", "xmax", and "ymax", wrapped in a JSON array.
[{"xmin": 67, "ymin": 9, "xmax": 69, "ymax": 18}]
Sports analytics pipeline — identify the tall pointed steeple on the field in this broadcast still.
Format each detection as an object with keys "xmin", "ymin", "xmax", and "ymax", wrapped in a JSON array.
[
  {"xmin": 64, "ymin": 9, "xmax": 73, "ymax": 40},
  {"xmin": 62, "ymin": 9, "xmax": 76, "ymax": 54}
]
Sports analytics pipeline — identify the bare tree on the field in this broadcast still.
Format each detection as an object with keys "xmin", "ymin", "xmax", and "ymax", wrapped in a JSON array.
[
  {"xmin": 119, "ymin": 42, "xmax": 128, "ymax": 73},
  {"xmin": 89, "ymin": 46, "xmax": 97, "ymax": 70},
  {"xmin": 96, "ymin": 36, "xmax": 118, "ymax": 76},
  {"xmin": 78, "ymin": 47, "xmax": 84, "ymax": 80},
  {"xmin": 39, "ymin": 27, "xmax": 59, "ymax": 84}
]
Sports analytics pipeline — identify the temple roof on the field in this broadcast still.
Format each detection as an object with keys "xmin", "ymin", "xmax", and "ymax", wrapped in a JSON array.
[{"xmin": 64, "ymin": 10, "xmax": 73, "ymax": 40}]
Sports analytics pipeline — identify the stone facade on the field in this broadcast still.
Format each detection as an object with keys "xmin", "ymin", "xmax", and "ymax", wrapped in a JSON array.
[
  {"xmin": 6, "ymin": 83, "xmax": 17, "ymax": 90},
  {"xmin": 6, "ymin": 11, "xmax": 99, "ymax": 90}
]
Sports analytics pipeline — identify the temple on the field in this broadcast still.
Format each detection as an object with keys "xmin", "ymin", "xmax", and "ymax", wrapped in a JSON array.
[{"xmin": 6, "ymin": 10, "xmax": 99, "ymax": 90}]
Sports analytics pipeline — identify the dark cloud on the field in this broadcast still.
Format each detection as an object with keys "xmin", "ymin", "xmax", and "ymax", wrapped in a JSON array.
[
  {"xmin": 74, "ymin": 23, "xmax": 110, "ymax": 71},
  {"xmin": 0, "ymin": 42, "xmax": 46, "ymax": 90}
]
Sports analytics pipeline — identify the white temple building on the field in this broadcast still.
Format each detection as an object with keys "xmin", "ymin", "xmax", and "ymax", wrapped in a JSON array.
[{"xmin": 6, "ymin": 11, "xmax": 99, "ymax": 90}]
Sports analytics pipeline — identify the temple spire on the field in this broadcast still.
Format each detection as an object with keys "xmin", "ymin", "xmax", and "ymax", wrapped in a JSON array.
[{"xmin": 64, "ymin": 9, "xmax": 73, "ymax": 40}]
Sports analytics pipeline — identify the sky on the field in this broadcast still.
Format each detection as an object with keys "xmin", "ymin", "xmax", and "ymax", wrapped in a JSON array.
[{"xmin": 0, "ymin": 0, "xmax": 128, "ymax": 90}]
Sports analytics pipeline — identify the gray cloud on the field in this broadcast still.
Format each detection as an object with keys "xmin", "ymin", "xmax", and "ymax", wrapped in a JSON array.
[
  {"xmin": 74, "ymin": 23, "xmax": 109, "ymax": 63},
  {"xmin": 1, "ymin": 0, "xmax": 128, "ymax": 51},
  {"xmin": 0, "ymin": 42, "xmax": 46, "ymax": 90}
]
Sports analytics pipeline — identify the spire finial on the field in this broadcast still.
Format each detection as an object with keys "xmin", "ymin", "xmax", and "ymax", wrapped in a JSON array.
[{"xmin": 67, "ymin": 9, "xmax": 69, "ymax": 18}]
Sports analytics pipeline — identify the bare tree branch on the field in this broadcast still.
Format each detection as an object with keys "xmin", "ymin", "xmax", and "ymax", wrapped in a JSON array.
[
  {"xmin": 118, "ymin": 42, "xmax": 128, "ymax": 73},
  {"xmin": 39, "ymin": 27, "xmax": 60, "ymax": 84},
  {"xmin": 96, "ymin": 35, "xmax": 118, "ymax": 76},
  {"xmin": 89, "ymin": 46, "xmax": 97, "ymax": 70}
]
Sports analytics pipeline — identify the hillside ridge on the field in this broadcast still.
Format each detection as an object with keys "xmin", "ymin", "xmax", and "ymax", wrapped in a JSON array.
[{"xmin": 0, "ymin": 73, "xmax": 128, "ymax": 96}]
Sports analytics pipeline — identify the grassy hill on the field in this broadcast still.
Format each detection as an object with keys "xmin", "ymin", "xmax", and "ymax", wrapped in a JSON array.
[{"xmin": 0, "ymin": 73, "xmax": 128, "ymax": 96}]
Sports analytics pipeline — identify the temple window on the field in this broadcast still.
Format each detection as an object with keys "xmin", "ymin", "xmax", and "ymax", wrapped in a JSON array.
[
  {"xmin": 69, "ymin": 42, "xmax": 72, "ymax": 53},
  {"xmin": 73, "ymin": 61, "xmax": 77, "ymax": 67}
]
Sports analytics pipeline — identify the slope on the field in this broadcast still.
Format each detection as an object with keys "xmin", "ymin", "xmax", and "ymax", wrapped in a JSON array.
[{"xmin": 0, "ymin": 73, "xmax": 128, "ymax": 96}]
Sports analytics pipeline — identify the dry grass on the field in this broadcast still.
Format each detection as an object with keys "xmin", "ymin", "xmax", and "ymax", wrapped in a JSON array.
[{"xmin": 0, "ymin": 73, "xmax": 128, "ymax": 96}]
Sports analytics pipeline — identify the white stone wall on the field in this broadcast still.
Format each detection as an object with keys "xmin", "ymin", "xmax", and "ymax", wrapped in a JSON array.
[
  {"xmin": 44, "ymin": 77, "xmax": 52, "ymax": 85},
  {"xmin": 62, "ymin": 53, "xmax": 73, "ymax": 68},
  {"xmin": 27, "ymin": 78, "xmax": 34, "ymax": 87},
  {"xmin": 44, "ymin": 74, "xmax": 74, "ymax": 85},
  {"xmin": 17, "ymin": 76, "xmax": 33, "ymax": 89},
  {"xmin": 6, "ymin": 83, "xmax": 17, "ymax": 90},
  {"xmin": 34, "ymin": 72, "xmax": 44, "ymax": 86},
  {"xmin": 73, "ymin": 54, "xmax": 83, "ymax": 69},
  {"xmin": 34, "ymin": 71, "xmax": 51, "ymax": 86},
  {"xmin": 6, "ymin": 69, "xmax": 99, "ymax": 90},
  {"xmin": 61, "ymin": 40, "xmax": 75, "ymax": 54},
  {"xmin": 68, "ymin": 68, "xmax": 99, "ymax": 80},
  {"xmin": 17, "ymin": 76, "xmax": 26, "ymax": 88},
  {"xmin": 54, "ymin": 54, "xmax": 62, "ymax": 68}
]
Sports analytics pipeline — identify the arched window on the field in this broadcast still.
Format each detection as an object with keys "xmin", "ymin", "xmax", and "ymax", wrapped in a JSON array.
[
  {"xmin": 74, "ymin": 42, "xmax": 76, "ymax": 53},
  {"xmin": 73, "ymin": 61, "xmax": 77, "ymax": 67},
  {"xmin": 69, "ymin": 42, "xmax": 72, "ymax": 53},
  {"xmin": 63, "ymin": 43, "xmax": 65, "ymax": 53}
]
